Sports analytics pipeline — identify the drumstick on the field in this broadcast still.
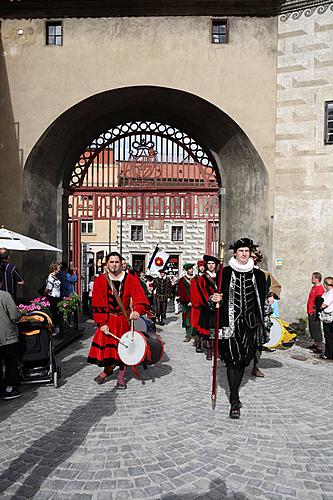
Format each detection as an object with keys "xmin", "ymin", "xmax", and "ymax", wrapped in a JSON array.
[
  {"xmin": 131, "ymin": 319, "xmax": 134, "ymax": 341},
  {"xmin": 105, "ymin": 329, "xmax": 128, "ymax": 348}
]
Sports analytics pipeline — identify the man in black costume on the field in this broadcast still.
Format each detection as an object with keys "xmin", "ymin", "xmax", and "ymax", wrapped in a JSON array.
[
  {"xmin": 153, "ymin": 269, "xmax": 173, "ymax": 325},
  {"xmin": 211, "ymin": 238, "xmax": 269, "ymax": 419}
]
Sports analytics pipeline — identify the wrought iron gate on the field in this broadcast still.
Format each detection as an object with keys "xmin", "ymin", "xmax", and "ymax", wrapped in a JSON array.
[{"xmin": 66, "ymin": 121, "xmax": 220, "ymax": 292}]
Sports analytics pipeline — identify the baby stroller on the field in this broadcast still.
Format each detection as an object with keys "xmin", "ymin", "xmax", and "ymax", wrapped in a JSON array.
[{"xmin": 18, "ymin": 311, "xmax": 61, "ymax": 388}]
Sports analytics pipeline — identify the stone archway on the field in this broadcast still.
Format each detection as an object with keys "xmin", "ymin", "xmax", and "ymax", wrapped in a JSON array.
[{"xmin": 23, "ymin": 86, "xmax": 269, "ymax": 292}]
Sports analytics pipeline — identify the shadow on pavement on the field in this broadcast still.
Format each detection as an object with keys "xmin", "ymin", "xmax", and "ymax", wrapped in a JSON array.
[
  {"xmin": 161, "ymin": 477, "xmax": 246, "ymax": 499},
  {"xmin": 0, "ymin": 389, "xmax": 118, "ymax": 497},
  {"xmin": 216, "ymin": 355, "xmax": 284, "ymax": 402},
  {"xmin": 0, "ymin": 346, "xmax": 89, "ymax": 423},
  {"xmin": 164, "ymin": 315, "xmax": 180, "ymax": 326}
]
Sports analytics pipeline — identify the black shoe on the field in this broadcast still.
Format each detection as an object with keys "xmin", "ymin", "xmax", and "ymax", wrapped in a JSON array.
[
  {"xmin": 160, "ymin": 321, "xmax": 165, "ymax": 326},
  {"xmin": 183, "ymin": 338, "xmax": 191, "ymax": 342},
  {"xmin": 3, "ymin": 389, "xmax": 22, "ymax": 400},
  {"xmin": 229, "ymin": 400, "xmax": 241, "ymax": 419}
]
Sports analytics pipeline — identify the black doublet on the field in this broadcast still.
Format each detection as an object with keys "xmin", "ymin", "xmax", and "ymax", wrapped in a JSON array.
[{"xmin": 218, "ymin": 265, "xmax": 267, "ymax": 368}]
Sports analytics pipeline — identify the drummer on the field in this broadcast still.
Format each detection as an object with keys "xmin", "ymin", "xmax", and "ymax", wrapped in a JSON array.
[{"xmin": 87, "ymin": 252, "xmax": 149, "ymax": 389}]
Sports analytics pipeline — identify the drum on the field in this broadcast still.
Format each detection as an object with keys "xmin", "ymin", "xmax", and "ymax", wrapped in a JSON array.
[
  {"xmin": 134, "ymin": 316, "xmax": 156, "ymax": 334},
  {"xmin": 263, "ymin": 317, "xmax": 297, "ymax": 350},
  {"xmin": 263, "ymin": 317, "xmax": 283, "ymax": 349},
  {"xmin": 118, "ymin": 330, "xmax": 164, "ymax": 366}
]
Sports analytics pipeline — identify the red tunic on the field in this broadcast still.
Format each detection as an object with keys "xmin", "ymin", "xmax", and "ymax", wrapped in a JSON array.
[
  {"xmin": 190, "ymin": 275, "xmax": 208, "ymax": 337},
  {"xmin": 192, "ymin": 274, "xmax": 217, "ymax": 337},
  {"xmin": 87, "ymin": 272, "xmax": 149, "ymax": 367}
]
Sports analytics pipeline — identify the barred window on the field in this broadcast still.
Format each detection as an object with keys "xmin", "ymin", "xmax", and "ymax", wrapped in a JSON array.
[
  {"xmin": 131, "ymin": 225, "xmax": 143, "ymax": 241},
  {"xmin": 171, "ymin": 226, "xmax": 183, "ymax": 242},
  {"xmin": 81, "ymin": 221, "xmax": 94, "ymax": 234},
  {"xmin": 211, "ymin": 20, "xmax": 229, "ymax": 44},
  {"xmin": 46, "ymin": 21, "xmax": 63, "ymax": 46},
  {"xmin": 325, "ymin": 101, "xmax": 333, "ymax": 144}
]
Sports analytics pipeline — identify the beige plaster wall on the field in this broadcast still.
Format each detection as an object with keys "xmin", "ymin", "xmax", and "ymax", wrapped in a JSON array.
[
  {"xmin": 274, "ymin": 8, "xmax": 333, "ymax": 321},
  {"xmin": 1, "ymin": 15, "xmax": 277, "ymax": 195}
]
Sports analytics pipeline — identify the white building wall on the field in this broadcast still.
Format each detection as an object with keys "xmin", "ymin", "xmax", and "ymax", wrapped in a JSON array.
[
  {"xmin": 274, "ymin": 5, "xmax": 333, "ymax": 321},
  {"xmin": 119, "ymin": 219, "xmax": 207, "ymax": 274}
]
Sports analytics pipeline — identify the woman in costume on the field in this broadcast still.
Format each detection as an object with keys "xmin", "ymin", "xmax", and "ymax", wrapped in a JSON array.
[
  {"xmin": 196, "ymin": 255, "xmax": 220, "ymax": 360},
  {"xmin": 211, "ymin": 238, "xmax": 269, "ymax": 418},
  {"xmin": 190, "ymin": 259, "xmax": 206, "ymax": 353}
]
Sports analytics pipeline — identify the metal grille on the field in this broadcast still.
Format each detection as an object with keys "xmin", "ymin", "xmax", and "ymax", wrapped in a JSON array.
[
  {"xmin": 69, "ymin": 121, "xmax": 218, "ymax": 190},
  {"xmin": 68, "ymin": 192, "xmax": 219, "ymax": 220}
]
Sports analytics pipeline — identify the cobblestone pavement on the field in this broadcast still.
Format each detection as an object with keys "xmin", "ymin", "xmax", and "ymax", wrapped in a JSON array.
[{"xmin": 1, "ymin": 315, "xmax": 333, "ymax": 500}]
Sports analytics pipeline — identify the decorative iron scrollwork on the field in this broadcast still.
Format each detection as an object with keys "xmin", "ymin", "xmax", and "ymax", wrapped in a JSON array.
[{"xmin": 69, "ymin": 121, "xmax": 217, "ymax": 189}]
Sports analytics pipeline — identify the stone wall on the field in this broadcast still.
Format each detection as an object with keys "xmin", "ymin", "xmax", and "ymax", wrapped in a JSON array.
[{"xmin": 274, "ymin": 5, "xmax": 333, "ymax": 321}]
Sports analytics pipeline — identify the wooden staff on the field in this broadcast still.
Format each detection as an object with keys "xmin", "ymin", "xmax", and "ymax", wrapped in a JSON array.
[{"xmin": 211, "ymin": 242, "xmax": 225, "ymax": 409}]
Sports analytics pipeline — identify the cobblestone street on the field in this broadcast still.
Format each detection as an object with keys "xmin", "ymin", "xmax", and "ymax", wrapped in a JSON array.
[{"xmin": 1, "ymin": 315, "xmax": 333, "ymax": 500}]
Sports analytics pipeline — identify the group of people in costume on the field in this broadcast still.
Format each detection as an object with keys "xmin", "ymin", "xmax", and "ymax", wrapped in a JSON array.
[
  {"xmin": 178, "ymin": 238, "xmax": 281, "ymax": 418},
  {"xmin": 87, "ymin": 239, "xmax": 280, "ymax": 419}
]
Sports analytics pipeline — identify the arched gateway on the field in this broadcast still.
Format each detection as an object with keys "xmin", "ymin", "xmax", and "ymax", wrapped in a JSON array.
[{"xmin": 23, "ymin": 86, "xmax": 269, "ymax": 294}]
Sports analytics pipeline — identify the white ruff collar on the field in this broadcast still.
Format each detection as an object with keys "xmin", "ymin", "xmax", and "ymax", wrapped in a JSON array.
[
  {"xmin": 206, "ymin": 271, "xmax": 216, "ymax": 278},
  {"xmin": 229, "ymin": 257, "xmax": 254, "ymax": 272}
]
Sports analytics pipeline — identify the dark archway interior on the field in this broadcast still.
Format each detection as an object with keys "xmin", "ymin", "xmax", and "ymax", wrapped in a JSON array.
[{"xmin": 23, "ymin": 86, "xmax": 268, "ymax": 294}]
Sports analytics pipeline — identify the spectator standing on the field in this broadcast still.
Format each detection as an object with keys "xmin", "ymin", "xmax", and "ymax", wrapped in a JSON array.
[
  {"xmin": 307, "ymin": 272, "xmax": 324, "ymax": 354},
  {"xmin": 88, "ymin": 275, "xmax": 95, "ymax": 320},
  {"xmin": 59, "ymin": 262, "xmax": 77, "ymax": 298},
  {"xmin": 0, "ymin": 270, "xmax": 22, "ymax": 399},
  {"xmin": 0, "ymin": 248, "xmax": 24, "ymax": 302},
  {"xmin": 44, "ymin": 262, "xmax": 61, "ymax": 335},
  {"xmin": 319, "ymin": 277, "xmax": 333, "ymax": 360}
]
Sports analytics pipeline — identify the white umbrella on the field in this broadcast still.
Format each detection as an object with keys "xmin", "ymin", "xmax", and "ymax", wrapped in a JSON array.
[{"xmin": 0, "ymin": 226, "xmax": 62, "ymax": 252}]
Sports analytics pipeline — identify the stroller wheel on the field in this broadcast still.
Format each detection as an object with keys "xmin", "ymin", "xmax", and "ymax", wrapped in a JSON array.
[{"xmin": 53, "ymin": 371, "xmax": 59, "ymax": 388}]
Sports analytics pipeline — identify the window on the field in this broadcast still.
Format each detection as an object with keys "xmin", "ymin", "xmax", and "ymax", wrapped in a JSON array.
[
  {"xmin": 81, "ymin": 221, "xmax": 94, "ymax": 234},
  {"xmin": 131, "ymin": 225, "xmax": 143, "ymax": 241},
  {"xmin": 211, "ymin": 20, "xmax": 229, "ymax": 44},
  {"xmin": 46, "ymin": 21, "xmax": 63, "ymax": 46},
  {"xmin": 325, "ymin": 101, "xmax": 333, "ymax": 144},
  {"xmin": 171, "ymin": 226, "xmax": 183, "ymax": 241}
]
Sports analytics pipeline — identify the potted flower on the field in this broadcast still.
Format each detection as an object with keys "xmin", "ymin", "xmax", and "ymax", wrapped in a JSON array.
[{"xmin": 57, "ymin": 294, "xmax": 81, "ymax": 327}]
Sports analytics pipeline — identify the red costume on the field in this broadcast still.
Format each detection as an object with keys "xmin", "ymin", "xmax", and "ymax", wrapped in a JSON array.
[
  {"xmin": 196, "ymin": 273, "xmax": 217, "ymax": 336},
  {"xmin": 87, "ymin": 272, "xmax": 149, "ymax": 367},
  {"xmin": 190, "ymin": 276, "xmax": 208, "ymax": 337}
]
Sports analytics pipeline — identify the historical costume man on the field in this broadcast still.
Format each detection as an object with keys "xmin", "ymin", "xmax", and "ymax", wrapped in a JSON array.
[
  {"xmin": 87, "ymin": 252, "xmax": 149, "ymax": 388},
  {"xmin": 178, "ymin": 263, "xmax": 195, "ymax": 342},
  {"xmin": 251, "ymin": 248, "xmax": 281, "ymax": 377},
  {"xmin": 210, "ymin": 238, "xmax": 269, "ymax": 419},
  {"xmin": 196, "ymin": 255, "xmax": 220, "ymax": 360},
  {"xmin": 190, "ymin": 259, "xmax": 206, "ymax": 353},
  {"xmin": 153, "ymin": 269, "xmax": 173, "ymax": 325}
]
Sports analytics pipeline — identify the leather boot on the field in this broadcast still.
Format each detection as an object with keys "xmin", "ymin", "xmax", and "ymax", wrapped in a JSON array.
[{"xmin": 195, "ymin": 335, "xmax": 203, "ymax": 353}]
